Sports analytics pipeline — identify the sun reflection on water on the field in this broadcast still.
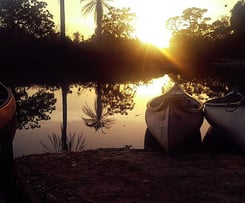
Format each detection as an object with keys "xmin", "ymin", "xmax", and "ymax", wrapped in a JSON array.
[{"xmin": 136, "ymin": 74, "xmax": 174, "ymax": 98}]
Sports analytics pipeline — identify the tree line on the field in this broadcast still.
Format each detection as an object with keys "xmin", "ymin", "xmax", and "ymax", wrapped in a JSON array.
[
  {"xmin": 165, "ymin": 2, "xmax": 245, "ymax": 77},
  {"xmin": 0, "ymin": 0, "xmax": 244, "ymax": 80}
]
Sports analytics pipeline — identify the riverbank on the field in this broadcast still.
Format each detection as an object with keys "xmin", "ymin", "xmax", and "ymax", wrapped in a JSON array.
[{"xmin": 15, "ymin": 148, "xmax": 245, "ymax": 202}]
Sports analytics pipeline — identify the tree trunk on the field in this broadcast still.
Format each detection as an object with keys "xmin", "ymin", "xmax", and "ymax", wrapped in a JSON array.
[
  {"xmin": 61, "ymin": 84, "xmax": 68, "ymax": 151},
  {"xmin": 96, "ymin": 0, "xmax": 102, "ymax": 37},
  {"xmin": 96, "ymin": 82, "xmax": 102, "ymax": 121},
  {"xmin": 60, "ymin": 0, "xmax": 65, "ymax": 39}
]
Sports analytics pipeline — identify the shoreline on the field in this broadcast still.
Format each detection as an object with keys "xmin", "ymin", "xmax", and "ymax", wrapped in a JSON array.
[{"xmin": 14, "ymin": 148, "xmax": 245, "ymax": 202}]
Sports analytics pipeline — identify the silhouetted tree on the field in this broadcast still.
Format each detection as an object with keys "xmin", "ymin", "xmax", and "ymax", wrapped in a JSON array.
[
  {"xmin": 208, "ymin": 16, "xmax": 231, "ymax": 40},
  {"xmin": 80, "ymin": 0, "xmax": 112, "ymax": 37},
  {"xmin": 72, "ymin": 32, "xmax": 84, "ymax": 43},
  {"xmin": 230, "ymin": 0, "xmax": 245, "ymax": 37},
  {"xmin": 166, "ymin": 7, "xmax": 211, "ymax": 41},
  {"xmin": 165, "ymin": 7, "xmax": 234, "ymax": 76},
  {"xmin": 0, "ymin": 0, "xmax": 55, "ymax": 38},
  {"xmin": 101, "ymin": 7, "xmax": 135, "ymax": 38},
  {"xmin": 181, "ymin": 7, "xmax": 211, "ymax": 37}
]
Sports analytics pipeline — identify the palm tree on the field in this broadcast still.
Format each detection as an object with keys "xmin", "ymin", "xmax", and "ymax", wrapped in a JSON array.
[
  {"xmin": 59, "ymin": 0, "xmax": 68, "ymax": 151},
  {"xmin": 82, "ymin": 83, "xmax": 114, "ymax": 133},
  {"xmin": 60, "ymin": 0, "xmax": 65, "ymax": 38},
  {"xmin": 80, "ymin": 0, "xmax": 113, "ymax": 37}
]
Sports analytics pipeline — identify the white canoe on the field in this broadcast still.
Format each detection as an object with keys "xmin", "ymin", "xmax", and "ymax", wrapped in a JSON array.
[
  {"xmin": 0, "ymin": 82, "xmax": 16, "ymax": 130},
  {"xmin": 145, "ymin": 83, "xmax": 204, "ymax": 152},
  {"xmin": 204, "ymin": 89, "xmax": 245, "ymax": 151}
]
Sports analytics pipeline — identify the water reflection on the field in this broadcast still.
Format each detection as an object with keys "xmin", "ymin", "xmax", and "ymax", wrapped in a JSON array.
[
  {"xmin": 40, "ymin": 130, "xmax": 86, "ymax": 153},
  {"xmin": 82, "ymin": 82, "xmax": 136, "ymax": 133},
  {"xmin": 12, "ymin": 74, "xmax": 233, "ymax": 157},
  {"xmin": 82, "ymin": 82, "xmax": 115, "ymax": 133},
  {"xmin": 136, "ymin": 75, "xmax": 171, "ymax": 96},
  {"xmin": 13, "ymin": 86, "xmax": 56, "ymax": 129},
  {"xmin": 61, "ymin": 83, "xmax": 69, "ymax": 151},
  {"xmin": 175, "ymin": 76, "xmax": 231, "ymax": 102}
]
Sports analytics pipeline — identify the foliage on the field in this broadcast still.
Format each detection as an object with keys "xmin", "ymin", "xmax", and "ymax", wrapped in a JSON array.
[
  {"xmin": 166, "ymin": 7, "xmax": 211, "ymax": 38},
  {"xmin": 40, "ymin": 131, "xmax": 86, "ymax": 153},
  {"xmin": 0, "ymin": 0, "xmax": 55, "ymax": 38},
  {"xmin": 100, "ymin": 83, "xmax": 136, "ymax": 115},
  {"xmin": 207, "ymin": 16, "xmax": 232, "ymax": 40},
  {"xmin": 81, "ymin": 82, "xmax": 136, "ymax": 133},
  {"xmin": 72, "ymin": 31, "xmax": 84, "ymax": 43},
  {"xmin": 230, "ymin": 0, "xmax": 245, "ymax": 37},
  {"xmin": 166, "ymin": 7, "xmax": 233, "ymax": 44},
  {"xmin": 82, "ymin": 102, "xmax": 115, "ymax": 133},
  {"xmin": 13, "ymin": 86, "xmax": 56, "ymax": 129},
  {"xmin": 174, "ymin": 75, "xmax": 231, "ymax": 102},
  {"xmin": 165, "ymin": 7, "xmax": 240, "ymax": 76},
  {"xmin": 101, "ymin": 7, "xmax": 136, "ymax": 39},
  {"xmin": 80, "ymin": 0, "xmax": 113, "ymax": 36}
]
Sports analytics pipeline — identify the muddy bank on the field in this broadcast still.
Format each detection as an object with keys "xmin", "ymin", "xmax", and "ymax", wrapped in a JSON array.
[{"xmin": 15, "ymin": 148, "xmax": 245, "ymax": 202}]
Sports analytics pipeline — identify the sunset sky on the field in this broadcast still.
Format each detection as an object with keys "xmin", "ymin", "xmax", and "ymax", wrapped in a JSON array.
[{"xmin": 45, "ymin": 0, "xmax": 238, "ymax": 47}]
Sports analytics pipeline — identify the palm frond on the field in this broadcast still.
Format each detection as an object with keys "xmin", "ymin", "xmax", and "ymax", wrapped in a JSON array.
[
  {"xmin": 102, "ymin": 1, "xmax": 112, "ymax": 11},
  {"xmin": 40, "ymin": 131, "xmax": 86, "ymax": 152},
  {"xmin": 81, "ymin": 1, "xmax": 96, "ymax": 16},
  {"xmin": 81, "ymin": 0, "xmax": 113, "ymax": 21},
  {"xmin": 82, "ymin": 119, "xmax": 97, "ymax": 127},
  {"xmin": 102, "ymin": 118, "xmax": 115, "ymax": 129},
  {"xmin": 76, "ymin": 133, "xmax": 86, "ymax": 151},
  {"xmin": 82, "ymin": 103, "xmax": 96, "ymax": 119},
  {"xmin": 40, "ymin": 141, "xmax": 53, "ymax": 153}
]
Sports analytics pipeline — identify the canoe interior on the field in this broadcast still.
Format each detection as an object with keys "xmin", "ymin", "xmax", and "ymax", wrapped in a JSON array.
[
  {"xmin": 205, "ymin": 91, "xmax": 244, "ymax": 106},
  {"xmin": 148, "ymin": 84, "xmax": 203, "ymax": 112}
]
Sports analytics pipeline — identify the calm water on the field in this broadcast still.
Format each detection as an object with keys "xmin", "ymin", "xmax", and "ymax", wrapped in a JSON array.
[{"xmin": 12, "ymin": 74, "xmax": 217, "ymax": 157}]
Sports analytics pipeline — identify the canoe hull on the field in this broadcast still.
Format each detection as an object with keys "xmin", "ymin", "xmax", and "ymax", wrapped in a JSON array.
[
  {"xmin": 145, "ymin": 84, "xmax": 203, "ymax": 152},
  {"xmin": 204, "ymin": 91, "xmax": 245, "ymax": 151},
  {"xmin": 0, "ymin": 84, "xmax": 16, "ymax": 130}
]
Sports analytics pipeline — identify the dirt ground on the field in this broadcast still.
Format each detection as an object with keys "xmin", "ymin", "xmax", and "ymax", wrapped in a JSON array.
[{"xmin": 15, "ymin": 148, "xmax": 245, "ymax": 203}]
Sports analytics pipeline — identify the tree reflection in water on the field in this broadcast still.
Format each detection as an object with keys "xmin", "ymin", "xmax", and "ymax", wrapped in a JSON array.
[
  {"xmin": 13, "ymin": 86, "xmax": 56, "ymax": 130},
  {"xmin": 173, "ymin": 75, "xmax": 232, "ymax": 102},
  {"xmin": 12, "ymin": 75, "xmax": 232, "ymax": 154},
  {"xmin": 40, "ymin": 130, "xmax": 86, "ymax": 153},
  {"xmin": 82, "ymin": 82, "xmax": 136, "ymax": 133}
]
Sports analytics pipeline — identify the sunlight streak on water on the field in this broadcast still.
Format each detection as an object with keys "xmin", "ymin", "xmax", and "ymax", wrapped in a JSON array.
[{"xmin": 136, "ymin": 74, "xmax": 174, "ymax": 97}]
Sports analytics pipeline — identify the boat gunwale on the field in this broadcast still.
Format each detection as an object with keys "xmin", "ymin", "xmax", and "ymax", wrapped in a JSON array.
[
  {"xmin": 0, "ymin": 83, "xmax": 11, "ymax": 109},
  {"xmin": 0, "ymin": 83, "xmax": 16, "ymax": 130},
  {"xmin": 205, "ymin": 90, "xmax": 245, "ymax": 108},
  {"xmin": 147, "ymin": 83, "xmax": 203, "ymax": 113}
]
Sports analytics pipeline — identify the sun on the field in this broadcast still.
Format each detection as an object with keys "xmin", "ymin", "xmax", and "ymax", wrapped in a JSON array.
[
  {"xmin": 134, "ymin": 19, "xmax": 172, "ymax": 48},
  {"xmin": 130, "ymin": 1, "xmax": 174, "ymax": 48}
]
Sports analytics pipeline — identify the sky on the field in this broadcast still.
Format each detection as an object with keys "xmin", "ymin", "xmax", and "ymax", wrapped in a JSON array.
[{"xmin": 45, "ymin": 0, "xmax": 238, "ymax": 47}]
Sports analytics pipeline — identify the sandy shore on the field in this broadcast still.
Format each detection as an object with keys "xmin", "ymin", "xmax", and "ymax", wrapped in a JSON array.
[{"xmin": 14, "ymin": 148, "xmax": 245, "ymax": 203}]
